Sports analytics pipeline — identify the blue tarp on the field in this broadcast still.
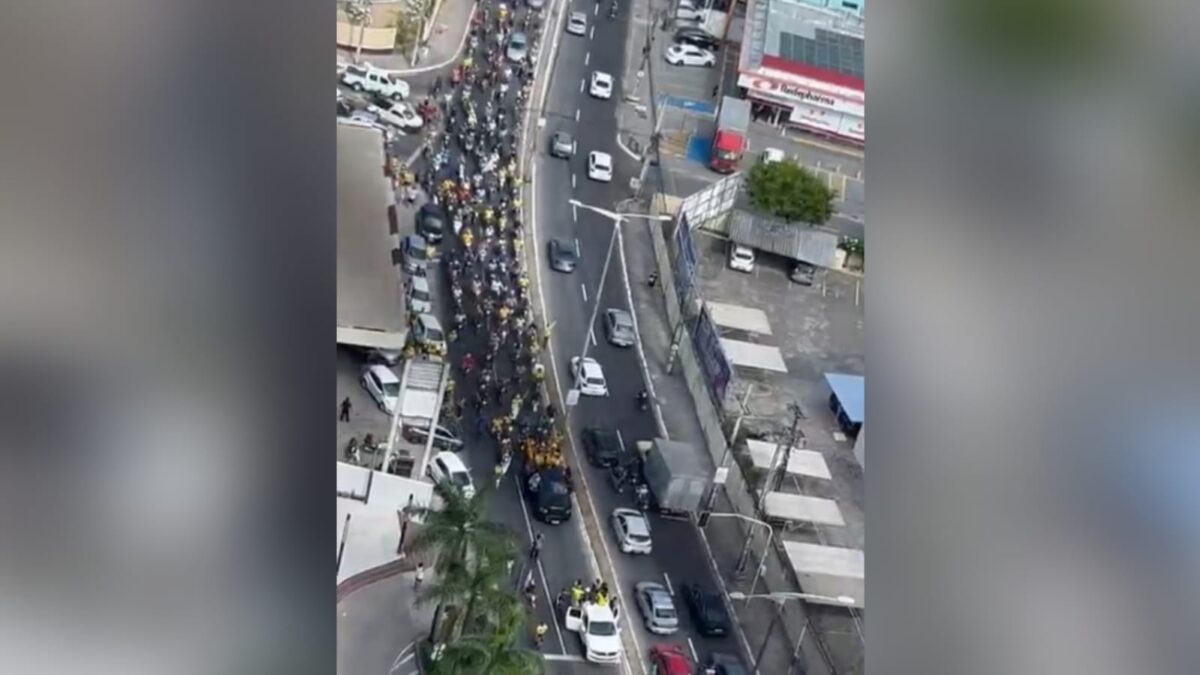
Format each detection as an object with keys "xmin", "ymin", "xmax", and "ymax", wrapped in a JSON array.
[
  {"xmin": 686, "ymin": 135, "xmax": 713, "ymax": 164},
  {"xmin": 662, "ymin": 96, "xmax": 717, "ymax": 116},
  {"xmin": 824, "ymin": 373, "xmax": 864, "ymax": 423}
]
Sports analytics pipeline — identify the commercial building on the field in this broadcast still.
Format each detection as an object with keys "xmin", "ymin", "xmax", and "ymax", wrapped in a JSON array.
[
  {"xmin": 737, "ymin": 0, "xmax": 864, "ymax": 144},
  {"xmin": 337, "ymin": 122, "xmax": 408, "ymax": 351}
]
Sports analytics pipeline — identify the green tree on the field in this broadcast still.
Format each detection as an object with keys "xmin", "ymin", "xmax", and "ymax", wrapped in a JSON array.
[
  {"xmin": 433, "ymin": 594, "xmax": 544, "ymax": 675},
  {"xmin": 745, "ymin": 159, "xmax": 836, "ymax": 225},
  {"xmin": 418, "ymin": 544, "xmax": 514, "ymax": 640},
  {"xmin": 410, "ymin": 482, "xmax": 514, "ymax": 576}
]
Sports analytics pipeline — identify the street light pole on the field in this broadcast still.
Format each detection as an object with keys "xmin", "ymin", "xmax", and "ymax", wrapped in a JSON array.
[{"xmin": 565, "ymin": 200, "xmax": 670, "ymax": 406}]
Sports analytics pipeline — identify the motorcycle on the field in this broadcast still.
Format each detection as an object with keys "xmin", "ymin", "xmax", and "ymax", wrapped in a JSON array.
[{"xmin": 634, "ymin": 483, "xmax": 650, "ymax": 511}]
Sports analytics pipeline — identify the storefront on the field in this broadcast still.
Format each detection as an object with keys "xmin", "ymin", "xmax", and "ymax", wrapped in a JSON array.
[{"xmin": 737, "ymin": 71, "xmax": 864, "ymax": 144}]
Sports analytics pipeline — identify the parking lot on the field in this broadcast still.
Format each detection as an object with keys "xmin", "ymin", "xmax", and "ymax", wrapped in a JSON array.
[{"xmin": 690, "ymin": 229, "xmax": 865, "ymax": 550}]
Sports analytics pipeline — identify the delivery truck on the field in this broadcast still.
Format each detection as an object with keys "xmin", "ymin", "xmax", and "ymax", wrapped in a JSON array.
[
  {"xmin": 709, "ymin": 96, "xmax": 751, "ymax": 173},
  {"xmin": 638, "ymin": 438, "xmax": 712, "ymax": 516}
]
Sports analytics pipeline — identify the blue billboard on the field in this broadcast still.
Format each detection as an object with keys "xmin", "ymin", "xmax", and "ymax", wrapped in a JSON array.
[{"xmin": 691, "ymin": 304, "xmax": 731, "ymax": 405}]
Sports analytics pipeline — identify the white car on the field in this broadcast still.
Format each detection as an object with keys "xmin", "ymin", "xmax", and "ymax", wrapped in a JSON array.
[
  {"xmin": 570, "ymin": 356, "xmax": 609, "ymax": 396},
  {"xmin": 611, "ymin": 507, "xmax": 653, "ymax": 554},
  {"xmin": 406, "ymin": 276, "xmax": 433, "ymax": 314},
  {"xmin": 427, "ymin": 451, "xmax": 475, "ymax": 498},
  {"xmin": 340, "ymin": 63, "xmax": 410, "ymax": 100},
  {"xmin": 587, "ymin": 151, "xmax": 613, "ymax": 182},
  {"xmin": 762, "ymin": 147, "xmax": 786, "ymax": 163},
  {"xmin": 412, "ymin": 312, "xmax": 447, "ymax": 353},
  {"xmin": 566, "ymin": 11, "xmax": 588, "ymax": 35},
  {"xmin": 361, "ymin": 364, "xmax": 401, "ymax": 414},
  {"xmin": 370, "ymin": 101, "xmax": 423, "ymax": 131},
  {"xmin": 674, "ymin": 6, "xmax": 707, "ymax": 22},
  {"xmin": 589, "ymin": 71, "xmax": 613, "ymax": 99},
  {"xmin": 728, "ymin": 244, "xmax": 756, "ymax": 272},
  {"xmin": 664, "ymin": 43, "xmax": 715, "ymax": 67}
]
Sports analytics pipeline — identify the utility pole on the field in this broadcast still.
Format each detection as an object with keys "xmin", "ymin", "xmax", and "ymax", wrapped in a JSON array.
[
  {"xmin": 761, "ymin": 403, "xmax": 804, "ymax": 500},
  {"xmin": 753, "ymin": 599, "xmax": 787, "ymax": 675}
]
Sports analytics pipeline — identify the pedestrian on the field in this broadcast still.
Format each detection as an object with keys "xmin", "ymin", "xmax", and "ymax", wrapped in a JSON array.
[
  {"xmin": 534, "ymin": 622, "xmax": 548, "ymax": 648},
  {"xmin": 339, "ymin": 397, "xmax": 352, "ymax": 422},
  {"xmin": 414, "ymin": 562, "xmax": 425, "ymax": 591},
  {"xmin": 712, "ymin": 85, "xmax": 719, "ymax": 98},
  {"xmin": 647, "ymin": 271, "xmax": 658, "ymax": 287},
  {"xmin": 529, "ymin": 532, "xmax": 544, "ymax": 561},
  {"xmin": 398, "ymin": 510, "xmax": 411, "ymax": 556}
]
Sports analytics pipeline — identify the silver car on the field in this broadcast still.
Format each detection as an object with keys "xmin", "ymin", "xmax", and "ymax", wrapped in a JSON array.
[
  {"xmin": 401, "ymin": 234, "xmax": 429, "ymax": 275},
  {"xmin": 634, "ymin": 582, "xmax": 679, "ymax": 635},
  {"xmin": 604, "ymin": 308, "xmax": 636, "ymax": 347},
  {"xmin": 506, "ymin": 32, "xmax": 528, "ymax": 62},
  {"xmin": 610, "ymin": 507, "xmax": 652, "ymax": 554}
]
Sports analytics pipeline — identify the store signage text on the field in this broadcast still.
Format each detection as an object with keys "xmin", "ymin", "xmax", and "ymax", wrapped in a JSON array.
[{"xmin": 740, "ymin": 74, "xmax": 863, "ymax": 116}]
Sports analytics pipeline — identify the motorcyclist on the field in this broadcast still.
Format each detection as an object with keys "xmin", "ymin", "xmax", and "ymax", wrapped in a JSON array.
[{"xmin": 637, "ymin": 388, "xmax": 650, "ymax": 409}]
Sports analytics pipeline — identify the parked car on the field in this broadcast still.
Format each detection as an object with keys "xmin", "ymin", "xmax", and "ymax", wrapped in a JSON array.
[
  {"xmin": 665, "ymin": 43, "xmax": 716, "ymax": 67},
  {"xmin": 370, "ymin": 101, "xmax": 423, "ymax": 131},
  {"xmin": 550, "ymin": 130, "xmax": 577, "ymax": 158},
  {"xmin": 682, "ymin": 583, "xmax": 731, "ymax": 636},
  {"xmin": 587, "ymin": 151, "xmax": 614, "ymax": 182},
  {"xmin": 674, "ymin": 5, "xmax": 707, "ymax": 22},
  {"xmin": 548, "ymin": 238, "xmax": 579, "ymax": 273},
  {"xmin": 634, "ymin": 582, "xmax": 680, "ymax": 635},
  {"xmin": 340, "ymin": 63, "xmax": 410, "ymax": 100},
  {"xmin": 589, "ymin": 71, "xmax": 614, "ymax": 99},
  {"xmin": 673, "ymin": 27, "xmax": 721, "ymax": 52},
  {"xmin": 728, "ymin": 244, "xmax": 755, "ymax": 272},
  {"xmin": 417, "ymin": 203, "xmax": 446, "ymax": 243},
  {"xmin": 506, "ymin": 31, "xmax": 529, "ymax": 62},
  {"xmin": 610, "ymin": 507, "xmax": 652, "ymax": 554},
  {"xmin": 582, "ymin": 427, "xmax": 624, "ymax": 467},
  {"xmin": 567, "ymin": 11, "xmax": 588, "ymax": 35},
  {"xmin": 412, "ymin": 312, "xmax": 447, "ymax": 353},
  {"xmin": 401, "ymin": 234, "xmax": 430, "ymax": 275},
  {"xmin": 603, "ymin": 308, "xmax": 636, "ymax": 347},
  {"xmin": 402, "ymin": 422, "xmax": 462, "ymax": 450},
  {"xmin": 790, "ymin": 260, "xmax": 817, "ymax": 285},
  {"xmin": 570, "ymin": 356, "xmax": 609, "ymax": 396},
  {"xmin": 406, "ymin": 275, "xmax": 433, "ymax": 314},
  {"xmin": 361, "ymin": 363, "xmax": 400, "ymax": 414},
  {"xmin": 427, "ymin": 451, "xmax": 475, "ymax": 498},
  {"xmin": 762, "ymin": 147, "xmax": 786, "ymax": 163},
  {"xmin": 528, "ymin": 0, "xmax": 545, "ymax": 9}
]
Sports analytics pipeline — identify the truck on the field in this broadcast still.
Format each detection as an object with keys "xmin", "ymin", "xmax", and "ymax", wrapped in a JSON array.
[
  {"xmin": 709, "ymin": 96, "xmax": 751, "ymax": 173},
  {"xmin": 564, "ymin": 601, "xmax": 622, "ymax": 664},
  {"xmin": 340, "ymin": 63, "xmax": 410, "ymax": 101},
  {"xmin": 639, "ymin": 438, "xmax": 712, "ymax": 516}
]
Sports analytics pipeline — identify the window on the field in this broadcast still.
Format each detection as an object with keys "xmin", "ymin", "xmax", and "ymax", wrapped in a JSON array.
[{"xmin": 382, "ymin": 381, "xmax": 401, "ymax": 397}]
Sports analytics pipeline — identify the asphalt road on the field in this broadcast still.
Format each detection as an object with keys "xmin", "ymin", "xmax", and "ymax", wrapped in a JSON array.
[{"xmin": 529, "ymin": 0, "xmax": 747, "ymax": 671}]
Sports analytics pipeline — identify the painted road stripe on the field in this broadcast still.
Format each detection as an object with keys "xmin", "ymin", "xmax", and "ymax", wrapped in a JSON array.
[
  {"xmin": 663, "ymin": 572, "xmax": 674, "ymax": 596},
  {"xmin": 585, "ymin": 51, "xmax": 590, "ymax": 66},
  {"xmin": 545, "ymin": 654, "xmax": 588, "ymax": 663},
  {"xmin": 581, "ymin": 283, "xmax": 588, "ymax": 302}
]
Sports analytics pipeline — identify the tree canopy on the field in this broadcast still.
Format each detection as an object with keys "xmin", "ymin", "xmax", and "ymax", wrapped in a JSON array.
[{"xmin": 745, "ymin": 159, "xmax": 836, "ymax": 225}]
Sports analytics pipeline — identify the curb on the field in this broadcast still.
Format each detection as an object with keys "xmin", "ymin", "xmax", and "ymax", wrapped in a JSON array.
[{"xmin": 336, "ymin": 557, "xmax": 413, "ymax": 603}]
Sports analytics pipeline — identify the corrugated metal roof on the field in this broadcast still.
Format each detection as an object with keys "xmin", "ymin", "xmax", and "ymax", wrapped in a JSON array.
[{"xmin": 728, "ymin": 208, "xmax": 840, "ymax": 266}]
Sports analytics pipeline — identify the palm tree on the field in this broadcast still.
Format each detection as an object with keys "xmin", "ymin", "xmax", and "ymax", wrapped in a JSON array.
[
  {"xmin": 434, "ymin": 594, "xmax": 544, "ymax": 675},
  {"xmin": 418, "ymin": 544, "xmax": 513, "ymax": 639},
  {"xmin": 410, "ymin": 482, "xmax": 515, "ymax": 576}
]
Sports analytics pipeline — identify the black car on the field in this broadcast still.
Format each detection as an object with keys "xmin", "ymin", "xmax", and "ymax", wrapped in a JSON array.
[
  {"xmin": 548, "ymin": 238, "xmax": 578, "ymax": 273},
  {"xmin": 706, "ymin": 652, "xmax": 748, "ymax": 675},
  {"xmin": 581, "ymin": 427, "xmax": 624, "ymax": 468},
  {"xmin": 417, "ymin": 203, "xmax": 445, "ymax": 243},
  {"xmin": 524, "ymin": 467, "xmax": 573, "ymax": 524},
  {"xmin": 683, "ymin": 583, "xmax": 731, "ymax": 636},
  {"xmin": 789, "ymin": 260, "xmax": 817, "ymax": 286},
  {"xmin": 673, "ymin": 27, "xmax": 721, "ymax": 52}
]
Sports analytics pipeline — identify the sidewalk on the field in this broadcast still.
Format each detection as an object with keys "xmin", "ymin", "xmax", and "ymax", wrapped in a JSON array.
[
  {"xmin": 338, "ymin": 567, "xmax": 438, "ymax": 675},
  {"xmin": 622, "ymin": 217, "xmax": 859, "ymax": 675},
  {"xmin": 337, "ymin": 0, "xmax": 476, "ymax": 73}
]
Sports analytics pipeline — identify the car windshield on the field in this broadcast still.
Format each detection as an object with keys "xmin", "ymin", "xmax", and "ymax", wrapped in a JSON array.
[
  {"xmin": 590, "ymin": 620, "xmax": 616, "ymax": 636},
  {"xmin": 451, "ymin": 471, "xmax": 472, "ymax": 487},
  {"xmin": 546, "ymin": 481, "xmax": 569, "ymax": 496},
  {"xmin": 408, "ymin": 243, "xmax": 428, "ymax": 259},
  {"xmin": 629, "ymin": 532, "xmax": 650, "ymax": 542},
  {"xmin": 587, "ymin": 376, "xmax": 605, "ymax": 387},
  {"xmin": 411, "ymin": 288, "xmax": 431, "ymax": 302},
  {"xmin": 424, "ymin": 325, "xmax": 444, "ymax": 341},
  {"xmin": 557, "ymin": 245, "xmax": 577, "ymax": 261},
  {"xmin": 655, "ymin": 607, "xmax": 677, "ymax": 619},
  {"xmin": 382, "ymin": 381, "xmax": 401, "ymax": 397},
  {"xmin": 511, "ymin": 35, "xmax": 526, "ymax": 47}
]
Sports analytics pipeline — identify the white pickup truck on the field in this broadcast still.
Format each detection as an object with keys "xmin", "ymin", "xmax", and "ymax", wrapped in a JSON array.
[
  {"xmin": 340, "ymin": 64, "xmax": 410, "ymax": 100},
  {"xmin": 564, "ymin": 601, "xmax": 622, "ymax": 665}
]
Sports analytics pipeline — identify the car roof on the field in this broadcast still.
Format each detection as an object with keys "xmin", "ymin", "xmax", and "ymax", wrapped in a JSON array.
[
  {"xmin": 580, "ymin": 359, "xmax": 603, "ymax": 375},
  {"xmin": 608, "ymin": 308, "xmax": 633, "ymax": 324},
  {"xmin": 570, "ymin": 11, "xmax": 586, "ymax": 19},
  {"xmin": 411, "ymin": 276, "xmax": 430, "ymax": 291},
  {"xmin": 653, "ymin": 646, "xmax": 693, "ymax": 673},
  {"xmin": 615, "ymin": 508, "xmax": 649, "ymax": 533},
  {"xmin": 417, "ymin": 313, "xmax": 442, "ymax": 330},
  {"xmin": 433, "ymin": 451, "xmax": 467, "ymax": 471},
  {"xmin": 405, "ymin": 233, "xmax": 427, "ymax": 246},
  {"xmin": 366, "ymin": 364, "xmax": 399, "ymax": 383},
  {"xmin": 593, "ymin": 71, "xmax": 612, "ymax": 81}
]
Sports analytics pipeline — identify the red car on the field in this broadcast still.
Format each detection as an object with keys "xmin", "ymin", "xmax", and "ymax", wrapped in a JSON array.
[{"xmin": 649, "ymin": 644, "xmax": 693, "ymax": 675}]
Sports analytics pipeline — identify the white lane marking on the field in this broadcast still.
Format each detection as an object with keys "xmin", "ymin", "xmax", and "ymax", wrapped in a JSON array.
[
  {"xmin": 615, "ymin": 428, "xmax": 626, "ymax": 453},
  {"xmin": 687, "ymin": 638, "xmax": 699, "ymax": 663},
  {"xmin": 581, "ymin": 283, "xmax": 588, "ymax": 302},
  {"xmin": 590, "ymin": 327, "xmax": 597, "ymax": 346},
  {"xmin": 589, "ymin": 25, "xmax": 595, "ymax": 39},
  {"xmin": 585, "ymin": 52, "xmax": 591, "ymax": 66},
  {"xmin": 572, "ymin": 173, "xmax": 577, "ymax": 189},
  {"xmin": 575, "ymin": 108, "xmax": 581, "ymax": 121},
  {"xmin": 572, "ymin": 203, "xmax": 579, "ymax": 221},
  {"xmin": 580, "ymin": 79, "xmax": 585, "ymax": 93},
  {"xmin": 663, "ymin": 572, "xmax": 675, "ymax": 596},
  {"xmin": 512, "ymin": 479, "xmax": 569, "ymax": 653},
  {"xmin": 388, "ymin": 641, "xmax": 417, "ymax": 673},
  {"xmin": 594, "ymin": 2, "xmax": 600, "ymax": 15},
  {"xmin": 545, "ymin": 654, "xmax": 589, "ymax": 662}
]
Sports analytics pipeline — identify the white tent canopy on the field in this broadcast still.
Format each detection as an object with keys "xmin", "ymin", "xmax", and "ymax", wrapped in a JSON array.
[
  {"xmin": 720, "ymin": 338, "xmax": 788, "ymax": 373},
  {"xmin": 762, "ymin": 491, "xmax": 845, "ymax": 526},
  {"xmin": 707, "ymin": 302, "xmax": 773, "ymax": 335},
  {"xmin": 783, "ymin": 541, "xmax": 865, "ymax": 608},
  {"xmin": 745, "ymin": 439, "xmax": 832, "ymax": 480}
]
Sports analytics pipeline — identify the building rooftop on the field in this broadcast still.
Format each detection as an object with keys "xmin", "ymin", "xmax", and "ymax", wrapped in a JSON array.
[
  {"xmin": 337, "ymin": 123, "xmax": 407, "ymax": 349},
  {"xmin": 742, "ymin": 0, "xmax": 865, "ymax": 91}
]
